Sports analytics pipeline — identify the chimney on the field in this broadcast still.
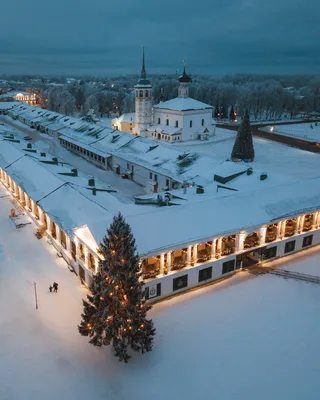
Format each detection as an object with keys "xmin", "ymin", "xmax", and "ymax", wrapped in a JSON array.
[
  {"xmin": 40, "ymin": 152, "xmax": 46, "ymax": 157},
  {"xmin": 71, "ymin": 168, "xmax": 78, "ymax": 177},
  {"xmin": 27, "ymin": 143, "xmax": 32, "ymax": 149},
  {"xmin": 88, "ymin": 178, "xmax": 95, "ymax": 187}
]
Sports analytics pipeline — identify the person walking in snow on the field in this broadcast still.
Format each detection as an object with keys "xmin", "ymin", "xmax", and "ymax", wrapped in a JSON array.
[
  {"xmin": 53, "ymin": 282, "xmax": 58, "ymax": 293},
  {"xmin": 49, "ymin": 285, "xmax": 53, "ymax": 293}
]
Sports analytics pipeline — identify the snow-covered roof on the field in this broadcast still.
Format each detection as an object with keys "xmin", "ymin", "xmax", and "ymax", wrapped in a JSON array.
[
  {"xmin": 153, "ymin": 97, "xmax": 213, "ymax": 111},
  {"xmin": 0, "ymin": 102, "xmax": 19, "ymax": 110},
  {"xmin": 2, "ymin": 136, "xmax": 320, "ymax": 256},
  {"xmin": 0, "ymin": 91, "xmax": 34, "ymax": 99},
  {"xmin": 116, "ymin": 113, "xmax": 136, "ymax": 123},
  {"xmin": 146, "ymin": 124, "xmax": 181, "ymax": 135}
]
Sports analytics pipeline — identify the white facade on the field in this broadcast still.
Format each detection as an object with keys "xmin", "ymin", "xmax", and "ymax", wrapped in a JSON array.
[
  {"xmin": 126, "ymin": 57, "xmax": 216, "ymax": 142},
  {"xmin": 152, "ymin": 107, "xmax": 214, "ymax": 141}
]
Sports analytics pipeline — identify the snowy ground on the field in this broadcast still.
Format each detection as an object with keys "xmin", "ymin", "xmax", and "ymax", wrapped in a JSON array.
[
  {"xmin": 261, "ymin": 123, "xmax": 320, "ymax": 143},
  {"xmin": 175, "ymin": 127, "xmax": 320, "ymax": 182},
  {"xmin": 0, "ymin": 116, "xmax": 146, "ymax": 198},
  {"xmin": 1, "ymin": 183, "xmax": 320, "ymax": 400}
]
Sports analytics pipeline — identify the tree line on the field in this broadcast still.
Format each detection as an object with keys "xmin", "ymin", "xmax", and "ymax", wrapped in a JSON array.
[{"xmin": 34, "ymin": 73, "xmax": 320, "ymax": 119}]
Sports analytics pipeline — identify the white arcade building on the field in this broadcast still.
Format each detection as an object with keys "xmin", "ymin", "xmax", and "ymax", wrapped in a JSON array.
[{"xmin": 114, "ymin": 51, "xmax": 216, "ymax": 143}]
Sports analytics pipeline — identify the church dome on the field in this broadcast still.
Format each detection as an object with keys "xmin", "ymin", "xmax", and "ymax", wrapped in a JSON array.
[{"xmin": 178, "ymin": 67, "xmax": 192, "ymax": 83}]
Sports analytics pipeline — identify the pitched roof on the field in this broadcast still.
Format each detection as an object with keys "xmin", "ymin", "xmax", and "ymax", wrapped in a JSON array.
[{"xmin": 153, "ymin": 97, "xmax": 213, "ymax": 111}]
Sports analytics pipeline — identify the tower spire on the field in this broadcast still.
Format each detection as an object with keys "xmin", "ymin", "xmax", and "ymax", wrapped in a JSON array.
[{"xmin": 141, "ymin": 47, "xmax": 146, "ymax": 79}]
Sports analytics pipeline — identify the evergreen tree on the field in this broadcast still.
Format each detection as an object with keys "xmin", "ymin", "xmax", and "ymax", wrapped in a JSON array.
[
  {"xmin": 78, "ymin": 213, "xmax": 156, "ymax": 363},
  {"xmin": 229, "ymin": 104, "xmax": 236, "ymax": 121},
  {"xmin": 231, "ymin": 109, "xmax": 255, "ymax": 161},
  {"xmin": 220, "ymin": 102, "xmax": 227, "ymax": 119},
  {"xmin": 214, "ymin": 103, "xmax": 219, "ymax": 119}
]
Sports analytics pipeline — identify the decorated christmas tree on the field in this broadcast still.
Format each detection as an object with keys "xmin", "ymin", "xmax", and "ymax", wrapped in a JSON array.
[
  {"xmin": 214, "ymin": 103, "xmax": 220, "ymax": 119},
  {"xmin": 78, "ymin": 213, "xmax": 156, "ymax": 363},
  {"xmin": 229, "ymin": 104, "xmax": 236, "ymax": 121},
  {"xmin": 231, "ymin": 109, "xmax": 255, "ymax": 162}
]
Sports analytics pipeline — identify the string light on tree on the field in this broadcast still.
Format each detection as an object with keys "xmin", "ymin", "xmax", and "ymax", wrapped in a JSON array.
[{"xmin": 78, "ymin": 212, "xmax": 156, "ymax": 363}]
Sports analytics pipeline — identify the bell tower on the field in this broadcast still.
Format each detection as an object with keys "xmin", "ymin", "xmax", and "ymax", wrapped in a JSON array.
[
  {"xmin": 133, "ymin": 48, "xmax": 152, "ymax": 137},
  {"xmin": 178, "ymin": 66, "xmax": 192, "ymax": 98}
]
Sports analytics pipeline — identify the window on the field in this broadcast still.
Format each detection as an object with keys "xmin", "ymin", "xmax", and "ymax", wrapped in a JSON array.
[
  {"xmin": 199, "ymin": 267, "xmax": 213, "ymax": 282},
  {"xmin": 145, "ymin": 283, "xmax": 161, "ymax": 299},
  {"xmin": 149, "ymin": 172, "xmax": 153, "ymax": 179},
  {"xmin": 158, "ymin": 118, "xmax": 160, "ymax": 124},
  {"xmin": 90, "ymin": 152, "xmax": 93, "ymax": 158},
  {"xmin": 222, "ymin": 259, "xmax": 235, "ymax": 274},
  {"xmin": 285, "ymin": 240, "xmax": 295, "ymax": 253},
  {"xmin": 173, "ymin": 275, "xmax": 188, "ymax": 291},
  {"xmin": 302, "ymin": 235, "xmax": 313, "ymax": 248},
  {"xmin": 166, "ymin": 179, "xmax": 169, "ymax": 187},
  {"xmin": 154, "ymin": 174, "xmax": 158, "ymax": 182},
  {"xmin": 98, "ymin": 155, "xmax": 101, "ymax": 162},
  {"xmin": 202, "ymin": 119, "xmax": 204, "ymax": 126},
  {"xmin": 145, "ymin": 90, "xmax": 148, "ymax": 97},
  {"xmin": 139, "ymin": 90, "xmax": 143, "ymax": 97},
  {"xmin": 175, "ymin": 121, "xmax": 179, "ymax": 128},
  {"xmin": 127, "ymin": 163, "xmax": 129, "ymax": 169},
  {"xmin": 190, "ymin": 120, "xmax": 192, "ymax": 128},
  {"xmin": 102, "ymin": 158, "xmax": 105, "ymax": 164},
  {"xmin": 166, "ymin": 119, "xmax": 169, "ymax": 126},
  {"xmin": 262, "ymin": 246, "xmax": 277, "ymax": 260}
]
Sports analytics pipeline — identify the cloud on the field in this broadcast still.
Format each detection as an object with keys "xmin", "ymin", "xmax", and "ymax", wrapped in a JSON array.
[{"xmin": 0, "ymin": 0, "xmax": 318, "ymax": 75}]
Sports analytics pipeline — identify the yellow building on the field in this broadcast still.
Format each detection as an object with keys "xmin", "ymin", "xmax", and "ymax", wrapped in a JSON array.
[{"xmin": 112, "ymin": 113, "xmax": 136, "ymax": 133}]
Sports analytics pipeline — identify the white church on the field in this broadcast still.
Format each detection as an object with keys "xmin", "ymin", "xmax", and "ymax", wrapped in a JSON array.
[{"xmin": 112, "ymin": 51, "xmax": 216, "ymax": 143}]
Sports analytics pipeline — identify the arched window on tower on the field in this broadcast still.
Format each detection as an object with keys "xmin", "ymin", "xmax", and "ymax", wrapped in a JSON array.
[
  {"xmin": 145, "ymin": 90, "xmax": 149, "ymax": 97},
  {"xmin": 139, "ymin": 90, "xmax": 143, "ymax": 97}
]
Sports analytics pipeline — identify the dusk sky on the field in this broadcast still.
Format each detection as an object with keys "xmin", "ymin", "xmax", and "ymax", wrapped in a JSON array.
[{"xmin": 0, "ymin": 0, "xmax": 319, "ymax": 76}]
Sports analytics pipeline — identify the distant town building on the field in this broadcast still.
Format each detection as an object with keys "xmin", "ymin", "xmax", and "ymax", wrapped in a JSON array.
[{"xmin": 0, "ymin": 90, "xmax": 37, "ymax": 105}]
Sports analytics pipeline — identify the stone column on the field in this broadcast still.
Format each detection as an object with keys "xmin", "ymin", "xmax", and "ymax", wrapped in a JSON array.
[
  {"xmin": 84, "ymin": 247, "xmax": 90, "ymax": 269},
  {"xmin": 75, "ymin": 240, "xmax": 80, "ymax": 258},
  {"xmin": 280, "ymin": 220, "xmax": 286, "ymax": 238},
  {"xmin": 46, "ymin": 216, "xmax": 52, "ymax": 235},
  {"xmin": 216, "ymin": 238, "xmax": 222, "ymax": 256},
  {"xmin": 187, "ymin": 245, "xmax": 192, "ymax": 266},
  {"xmin": 260, "ymin": 226, "xmax": 267, "ymax": 245},
  {"xmin": 295, "ymin": 216, "xmax": 301, "ymax": 235},
  {"xmin": 299, "ymin": 215, "xmax": 305, "ymax": 233},
  {"xmin": 66, "ymin": 235, "xmax": 72, "ymax": 254},
  {"xmin": 236, "ymin": 232, "xmax": 245, "ymax": 252},
  {"xmin": 193, "ymin": 244, "xmax": 198, "ymax": 265},
  {"xmin": 315, "ymin": 212, "xmax": 320, "ymax": 229},
  {"xmin": 167, "ymin": 251, "xmax": 172, "ymax": 273},
  {"xmin": 56, "ymin": 225, "xmax": 61, "ymax": 244},
  {"xmin": 211, "ymin": 240, "xmax": 216, "ymax": 260},
  {"xmin": 31, "ymin": 200, "xmax": 36, "ymax": 216},
  {"xmin": 95, "ymin": 257, "xmax": 100, "ymax": 274},
  {"xmin": 39, "ymin": 208, "xmax": 45, "ymax": 225},
  {"xmin": 18, "ymin": 187, "xmax": 23, "ymax": 202},
  {"xmin": 160, "ymin": 253, "xmax": 165, "ymax": 275},
  {"xmin": 24, "ymin": 193, "xmax": 29, "ymax": 210}
]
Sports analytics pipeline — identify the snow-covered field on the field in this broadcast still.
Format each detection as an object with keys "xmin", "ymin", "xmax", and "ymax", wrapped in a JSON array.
[
  {"xmin": 1, "ymin": 182, "xmax": 320, "ymax": 400},
  {"xmin": 176, "ymin": 127, "xmax": 320, "ymax": 182},
  {"xmin": 262, "ymin": 123, "xmax": 320, "ymax": 143}
]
